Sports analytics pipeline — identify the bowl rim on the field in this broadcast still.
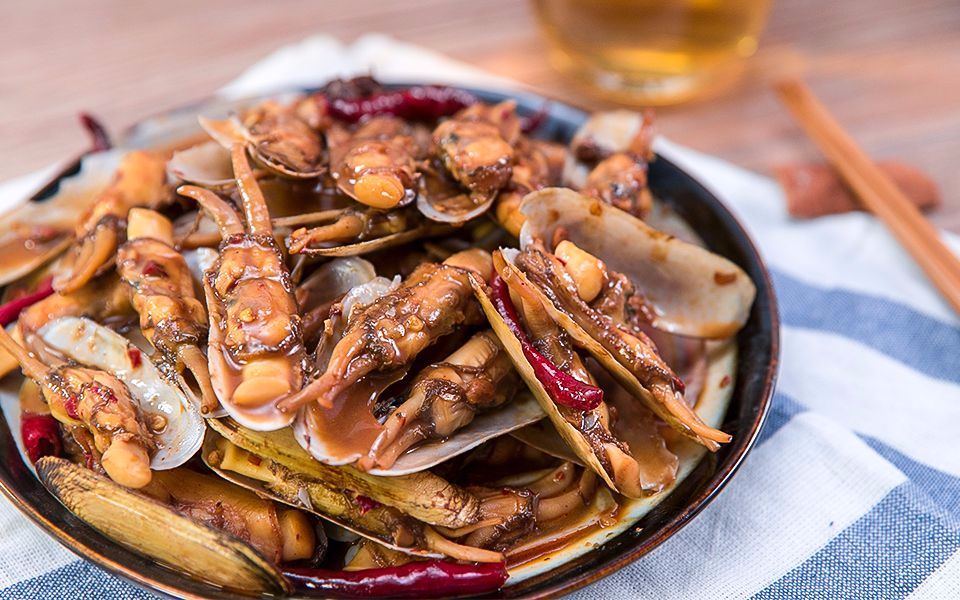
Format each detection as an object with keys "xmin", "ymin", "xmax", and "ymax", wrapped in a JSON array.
[{"xmin": 0, "ymin": 83, "xmax": 779, "ymax": 600}]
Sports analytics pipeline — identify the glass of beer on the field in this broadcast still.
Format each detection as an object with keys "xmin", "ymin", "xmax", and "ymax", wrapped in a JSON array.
[{"xmin": 532, "ymin": 0, "xmax": 771, "ymax": 105}]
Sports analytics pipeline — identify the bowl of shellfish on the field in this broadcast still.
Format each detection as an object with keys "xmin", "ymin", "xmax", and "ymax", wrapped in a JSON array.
[{"xmin": 0, "ymin": 77, "xmax": 778, "ymax": 598}]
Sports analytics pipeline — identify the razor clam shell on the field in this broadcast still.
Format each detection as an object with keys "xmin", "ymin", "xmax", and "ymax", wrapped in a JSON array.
[
  {"xmin": 519, "ymin": 187, "xmax": 756, "ymax": 339},
  {"xmin": 468, "ymin": 275, "xmax": 621, "ymax": 495},
  {"xmin": 496, "ymin": 255, "xmax": 728, "ymax": 451},
  {"xmin": 0, "ymin": 150, "xmax": 123, "ymax": 287},
  {"xmin": 207, "ymin": 417, "xmax": 481, "ymax": 529},
  {"xmin": 201, "ymin": 432, "xmax": 443, "ymax": 560},
  {"xmin": 181, "ymin": 247, "xmax": 220, "ymax": 286},
  {"xmin": 36, "ymin": 317, "xmax": 205, "ymax": 470},
  {"xmin": 506, "ymin": 337, "xmax": 737, "ymax": 584},
  {"xmin": 35, "ymin": 457, "xmax": 289, "ymax": 594},
  {"xmin": 167, "ymin": 141, "xmax": 234, "ymax": 190},
  {"xmin": 296, "ymin": 391, "xmax": 545, "ymax": 476},
  {"xmin": 374, "ymin": 392, "xmax": 545, "ymax": 476},
  {"xmin": 510, "ymin": 421, "xmax": 583, "ymax": 466}
]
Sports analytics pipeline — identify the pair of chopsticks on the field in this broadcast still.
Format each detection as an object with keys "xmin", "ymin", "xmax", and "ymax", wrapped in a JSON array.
[{"xmin": 774, "ymin": 79, "xmax": 960, "ymax": 315}]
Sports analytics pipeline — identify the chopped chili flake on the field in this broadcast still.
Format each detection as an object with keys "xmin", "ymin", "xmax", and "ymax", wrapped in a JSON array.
[
  {"xmin": 63, "ymin": 393, "xmax": 80, "ymax": 420},
  {"xmin": 141, "ymin": 260, "xmax": 167, "ymax": 278},
  {"xmin": 28, "ymin": 226, "xmax": 60, "ymax": 243},
  {"xmin": 127, "ymin": 346, "xmax": 142, "ymax": 368},
  {"xmin": 714, "ymin": 271, "xmax": 738, "ymax": 285},
  {"xmin": 355, "ymin": 494, "xmax": 381, "ymax": 515}
]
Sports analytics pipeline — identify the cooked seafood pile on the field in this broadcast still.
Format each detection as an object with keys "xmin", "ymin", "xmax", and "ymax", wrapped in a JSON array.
[{"xmin": 0, "ymin": 78, "xmax": 755, "ymax": 597}]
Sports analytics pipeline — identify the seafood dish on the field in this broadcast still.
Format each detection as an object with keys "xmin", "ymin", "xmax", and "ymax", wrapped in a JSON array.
[{"xmin": 0, "ymin": 78, "xmax": 759, "ymax": 598}]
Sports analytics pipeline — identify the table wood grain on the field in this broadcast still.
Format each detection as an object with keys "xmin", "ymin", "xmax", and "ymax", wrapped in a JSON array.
[{"xmin": 3, "ymin": 0, "xmax": 959, "ymax": 231}]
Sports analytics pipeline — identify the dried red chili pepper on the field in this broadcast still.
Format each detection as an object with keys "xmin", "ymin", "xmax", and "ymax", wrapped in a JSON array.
[
  {"xmin": 520, "ymin": 103, "xmax": 550, "ymax": 134},
  {"xmin": 21, "ymin": 414, "xmax": 62, "ymax": 463},
  {"xmin": 127, "ymin": 346, "xmax": 142, "ymax": 369},
  {"xmin": 284, "ymin": 560, "xmax": 508, "ymax": 598},
  {"xmin": 78, "ymin": 112, "xmax": 112, "ymax": 152},
  {"xmin": 0, "ymin": 277, "xmax": 54, "ymax": 326},
  {"xmin": 490, "ymin": 275, "xmax": 603, "ymax": 411},
  {"xmin": 324, "ymin": 85, "xmax": 479, "ymax": 123},
  {"xmin": 354, "ymin": 494, "xmax": 380, "ymax": 515},
  {"xmin": 319, "ymin": 81, "xmax": 548, "ymax": 135}
]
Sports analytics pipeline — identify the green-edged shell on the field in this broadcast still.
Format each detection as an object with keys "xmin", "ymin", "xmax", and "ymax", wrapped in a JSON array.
[
  {"xmin": 206, "ymin": 417, "xmax": 480, "ymax": 529},
  {"xmin": 201, "ymin": 431, "xmax": 444, "ymax": 560},
  {"xmin": 36, "ymin": 457, "xmax": 289, "ymax": 595}
]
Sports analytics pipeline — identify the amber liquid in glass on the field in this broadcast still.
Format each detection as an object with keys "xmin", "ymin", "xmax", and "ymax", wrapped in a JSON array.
[{"xmin": 533, "ymin": 0, "xmax": 771, "ymax": 105}]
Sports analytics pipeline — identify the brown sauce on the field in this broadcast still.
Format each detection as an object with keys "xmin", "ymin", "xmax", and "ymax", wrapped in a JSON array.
[
  {"xmin": 301, "ymin": 375, "xmax": 386, "ymax": 462},
  {"xmin": 506, "ymin": 497, "xmax": 622, "ymax": 568},
  {"xmin": 0, "ymin": 232, "xmax": 70, "ymax": 278}
]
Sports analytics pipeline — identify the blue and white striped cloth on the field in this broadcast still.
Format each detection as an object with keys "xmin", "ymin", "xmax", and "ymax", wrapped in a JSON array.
[{"xmin": 1, "ymin": 35, "xmax": 958, "ymax": 599}]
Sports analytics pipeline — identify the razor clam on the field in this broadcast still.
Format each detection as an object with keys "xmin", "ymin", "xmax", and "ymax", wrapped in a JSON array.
[
  {"xmin": 199, "ymin": 100, "xmax": 325, "ymax": 179},
  {"xmin": 519, "ymin": 188, "xmax": 756, "ymax": 339},
  {"xmin": 146, "ymin": 467, "xmax": 320, "ymax": 565},
  {"xmin": 36, "ymin": 457, "xmax": 289, "ymax": 595},
  {"xmin": 0, "ymin": 150, "xmax": 121, "ymax": 288},
  {"xmin": 471, "ymin": 274, "xmax": 675, "ymax": 497},
  {"xmin": 35, "ymin": 316, "xmax": 205, "ymax": 470},
  {"xmin": 282, "ymin": 251, "xmax": 496, "ymax": 471},
  {"xmin": 54, "ymin": 150, "xmax": 170, "ymax": 293},
  {"xmin": 118, "ymin": 208, "xmax": 218, "ymax": 415},
  {"xmin": 504, "ymin": 481, "xmax": 617, "ymax": 562},
  {"xmin": 207, "ymin": 417, "xmax": 481, "ymax": 529},
  {"xmin": 363, "ymin": 330, "xmax": 545, "ymax": 474},
  {"xmin": 179, "ymin": 144, "xmax": 306, "ymax": 431},
  {"xmin": 368, "ymin": 393, "xmax": 544, "ymax": 476},
  {"xmin": 496, "ymin": 247, "xmax": 731, "ymax": 452},
  {"xmin": 202, "ymin": 432, "xmax": 502, "ymax": 564}
]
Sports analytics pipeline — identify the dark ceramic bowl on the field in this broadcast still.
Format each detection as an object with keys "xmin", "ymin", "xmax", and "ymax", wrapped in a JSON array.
[{"xmin": 0, "ymin": 85, "xmax": 779, "ymax": 599}]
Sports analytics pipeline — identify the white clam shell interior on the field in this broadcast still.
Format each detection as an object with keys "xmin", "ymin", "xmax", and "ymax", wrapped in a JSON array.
[
  {"xmin": 519, "ymin": 188, "xmax": 756, "ymax": 339},
  {"xmin": 37, "ymin": 316, "xmax": 205, "ymax": 470}
]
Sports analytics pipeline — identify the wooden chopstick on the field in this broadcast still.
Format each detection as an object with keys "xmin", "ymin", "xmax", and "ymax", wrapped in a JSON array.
[{"xmin": 774, "ymin": 79, "xmax": 960, "ymax": 315}]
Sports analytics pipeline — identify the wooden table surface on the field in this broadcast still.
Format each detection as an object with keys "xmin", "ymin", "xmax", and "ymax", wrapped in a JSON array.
[{"xmin": 4, "ymin": 0, "xmax": 960, "ymax": 231}]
